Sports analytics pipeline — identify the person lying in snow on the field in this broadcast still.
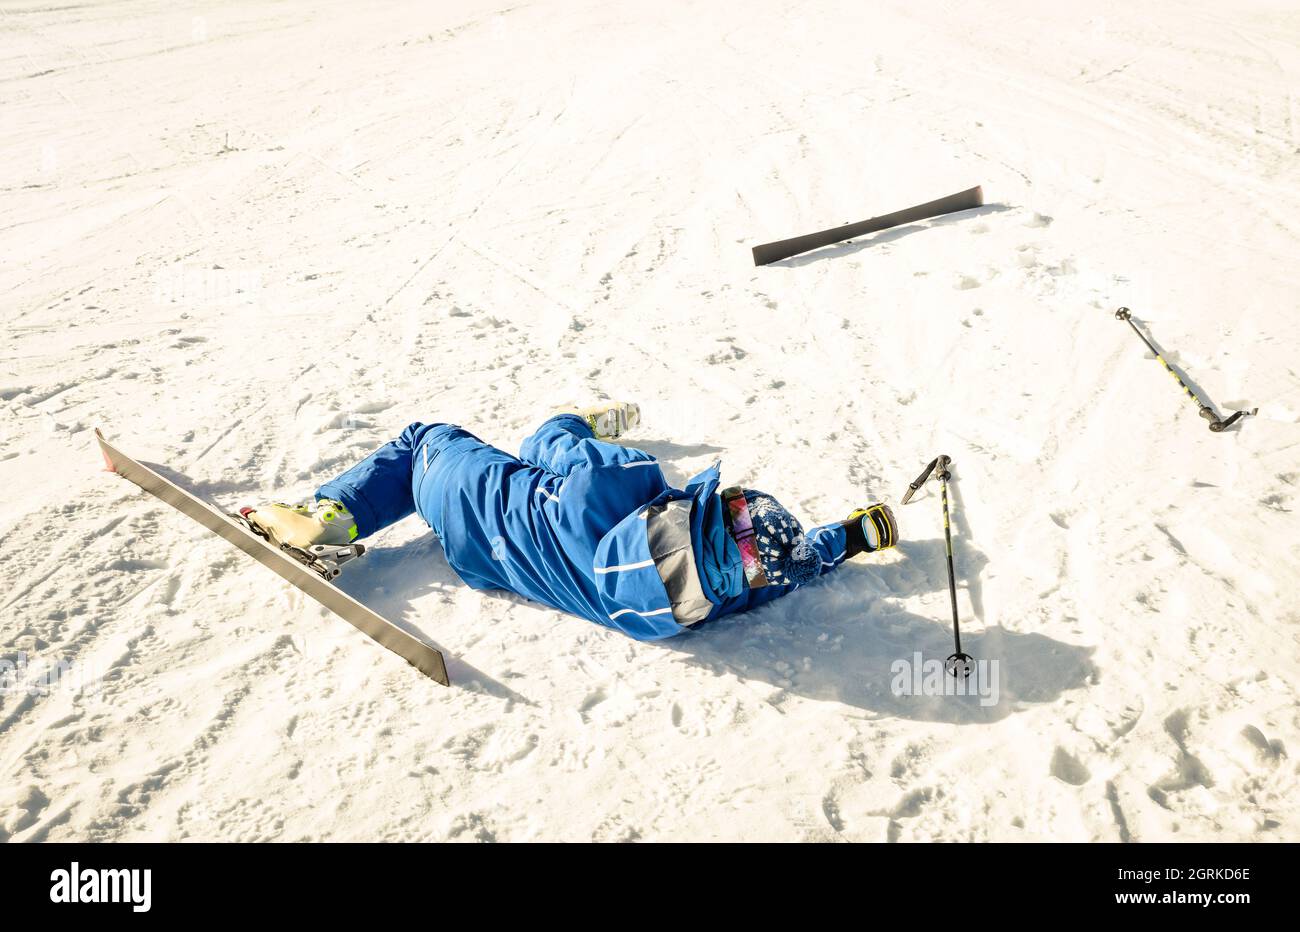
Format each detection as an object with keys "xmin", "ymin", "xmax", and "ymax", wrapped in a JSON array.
[{"xmin": 241, "ymin": 403, "xmax": 898, "ymax": 639}]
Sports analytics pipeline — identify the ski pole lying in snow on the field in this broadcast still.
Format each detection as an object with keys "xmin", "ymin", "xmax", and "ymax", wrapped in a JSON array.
[
  {"xmin": 750, "ymin": 185, "xmax": 984, "ymax": 266},
  {"xmin": 1114, "ymin": 307, "xmax": 1257, "ymax": 432},
  {"xmin": 901, "ymin": 455, "xmax": 974, "ymax": 679}
]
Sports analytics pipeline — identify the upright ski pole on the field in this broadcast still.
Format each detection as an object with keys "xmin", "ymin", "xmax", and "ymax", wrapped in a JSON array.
[
  {"xmin": 1114, "ymin": 307, "xmax": 1256, "ymax": 432},
  {"xmin": 902, "ymin": 455, "xmax": 975, "ymax": 678}
]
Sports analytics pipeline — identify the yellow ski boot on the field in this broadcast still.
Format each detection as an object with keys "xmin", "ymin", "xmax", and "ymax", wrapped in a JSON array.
[
  {"xmin": 557, "ymin": 401, "xmax": 641, "ymax": 440},
  {"xmin": 242, "ymin": 499, "xmax": 358, "ymax": 548},
  {"xmin": 238, "ymin": 499, "xmax": 362, "ymax": 579}
]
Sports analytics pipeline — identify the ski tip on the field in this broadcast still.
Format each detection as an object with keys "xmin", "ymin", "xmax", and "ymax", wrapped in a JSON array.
[
  {"xmin": 971, "ymin": 184, "xmax": 984, "ymax": 206},
  {"xmin": 94, "ymin": 427, "xmax": 117, "ymax": 473}
]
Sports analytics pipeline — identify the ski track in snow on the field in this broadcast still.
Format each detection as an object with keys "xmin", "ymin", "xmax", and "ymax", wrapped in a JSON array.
[{"xmin": 2, "ymin": 0, "xmax": 1299, "ymax": 842}]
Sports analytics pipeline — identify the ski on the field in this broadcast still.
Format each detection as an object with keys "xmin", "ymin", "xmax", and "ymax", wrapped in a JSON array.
[
  {"xmin": 751, "ymin": 185, "xmax": 984, "ymax": 266},
  {"xmin": 94, "ymin": 428, "xmax": 450, "ymax": 686}
]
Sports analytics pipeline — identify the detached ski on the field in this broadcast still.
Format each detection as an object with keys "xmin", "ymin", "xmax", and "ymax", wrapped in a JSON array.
[
  {"xmin": 751, "ymin": 185, "xmax": 984, "ymax": 266},
  {"xmin": 94, "ymin": 428, "xmax": 450, "ymax": 686}
]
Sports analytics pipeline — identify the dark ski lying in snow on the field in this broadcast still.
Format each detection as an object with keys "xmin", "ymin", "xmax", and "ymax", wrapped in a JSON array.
[
  {"xmin": 751, "ymin": 185, "xmax": 985, "ymax": 265},
  {"xmin": 95, "ymin": 428, "xmax": 450, "ymax": 685}
]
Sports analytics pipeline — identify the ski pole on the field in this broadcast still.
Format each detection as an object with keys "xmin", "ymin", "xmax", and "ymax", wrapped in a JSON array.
[
  {"xmin": 1114, "ymin": 307, "xmax": 1256, "ymax": 432},
  {"xmin": 901, "ymin": 455, "xmax": 974, "ymax": 678}
]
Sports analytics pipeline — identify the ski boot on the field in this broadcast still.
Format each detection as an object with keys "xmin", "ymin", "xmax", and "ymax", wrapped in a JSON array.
[
  {"xmin": 558, "ymin": 401, "xmax": 641, "ymax": 440},
  {"xmin": 843, "ymin": 503, "xmax": 898, "ymax": 557},
  {"xmin": 236, "ymin": 498, "xmax": 364, "ymax": 580}
]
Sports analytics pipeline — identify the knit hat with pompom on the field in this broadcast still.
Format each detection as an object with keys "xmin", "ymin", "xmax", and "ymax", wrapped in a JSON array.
[{"xmin": 741, "ymin": 490, "xmax": 820, "ymax": 586}]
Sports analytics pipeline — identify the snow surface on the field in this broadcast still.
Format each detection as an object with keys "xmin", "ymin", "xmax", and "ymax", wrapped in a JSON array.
[{"xmin": 2, "ymin": 0, "xmax": 1299, "ymax": 842}]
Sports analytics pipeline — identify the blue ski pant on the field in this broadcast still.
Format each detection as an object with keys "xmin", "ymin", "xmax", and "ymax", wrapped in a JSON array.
[
  {"xmin": 315, "ymin": 414, "xmax": 635, "ymax": 540},
  {"xmin": 314, "ymin": 414, "xmax": 670, "ymax": 623}
]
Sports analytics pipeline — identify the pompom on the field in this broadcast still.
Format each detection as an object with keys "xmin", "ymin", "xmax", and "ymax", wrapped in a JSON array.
[
  {"xmin": 783, "ymin": 537, "xmax": 821, "ymax": 586},
  {"xmin": 740, "ymin": 489, "xmax": 817, "ymax": 586}
]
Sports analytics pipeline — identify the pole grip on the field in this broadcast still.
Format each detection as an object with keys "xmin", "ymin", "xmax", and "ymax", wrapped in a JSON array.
[{"xmin": 901, "ymin": 456, "xmax": 940, "ymax": 504}]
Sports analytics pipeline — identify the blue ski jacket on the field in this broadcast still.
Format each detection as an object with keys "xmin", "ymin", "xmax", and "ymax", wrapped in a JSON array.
[{"xmin": 317, "ymin": 416, "xmax": 851, "ymax": 640}]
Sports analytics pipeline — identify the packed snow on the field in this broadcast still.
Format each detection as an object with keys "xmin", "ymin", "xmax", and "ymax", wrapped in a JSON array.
[{"xmin": 2, "ymin": 0, "xmax": 1298, "ymax": 842}]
